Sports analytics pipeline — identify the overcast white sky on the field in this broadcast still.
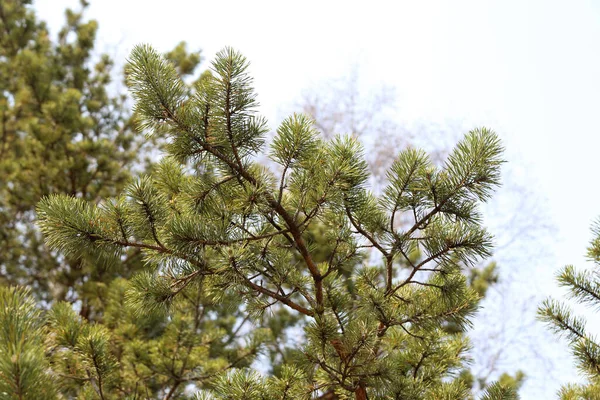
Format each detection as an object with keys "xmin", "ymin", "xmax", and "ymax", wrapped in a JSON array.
[{"xmin": 37, "ymin": 0, "xmax": 600, "ymax": 397}]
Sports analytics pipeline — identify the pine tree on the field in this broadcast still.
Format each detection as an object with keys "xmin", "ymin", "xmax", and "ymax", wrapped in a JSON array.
[
  {"xmin": 0, "ymin": 0, "xmax": 143, "ymax": 309},
  {"xmin": 36, "ymin": 44, "xmax": 516, "ymax": 399},
  {"xmin": 0, "ymin": 2, "xmax": 265, "ymax": 398},
  {"xmin": 297, "ymin": 68, "xmax": 525, "ymax": 395},
  {"xmin": 539, "ymin": 221, "xmax": 600, "ymax": 399},
  {"xmin": 0, "ymin": 286, "xmax": 57, "ymax": 399}
]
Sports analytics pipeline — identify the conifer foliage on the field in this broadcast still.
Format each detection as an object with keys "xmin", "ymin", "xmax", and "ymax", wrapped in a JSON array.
[
  {"xmin": 539, "ymin": 222, "xmax": 600, "ymax": 399},
  {"xmin": 0, "ymin": 0, "xmax": 140, "ymax": 306},
  {"xmin": 0, "ymin": 286, "xmax": 56, "ymax": 399},
  {"xmin": 1, "ymin": 2, "xmax": 261, "ymax": 398},
  {"xmin": 35, "ymin": 44, "xmax": 515, "ymax": 399}
]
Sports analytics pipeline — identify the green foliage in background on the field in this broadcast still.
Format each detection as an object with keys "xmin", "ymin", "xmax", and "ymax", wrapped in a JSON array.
[
  {"xmin": 0, "ymin": 0, "xmax": 140, "ymax": 308},
  {"xmin": 0, "ymin": 286, "xmax": 56, "ymax": 399},
  {"xmin": 0, "ymin": 2, "xmax": 265, "ymax": 398}
]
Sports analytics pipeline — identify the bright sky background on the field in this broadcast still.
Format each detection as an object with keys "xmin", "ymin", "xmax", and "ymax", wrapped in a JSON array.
[{"xmin": 37, "ymin": 0, "xmax": 600, "ymax": 397}]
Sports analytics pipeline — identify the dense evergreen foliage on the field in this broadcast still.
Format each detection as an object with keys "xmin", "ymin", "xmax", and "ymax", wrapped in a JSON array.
[
  {"xmin": 34, "ymin": 43, "xmax": 515, "ymax": 399},
  {"xmin": 0, "ymin": 2, "xmax": 259, "ymax": 398},
  {"xmin": 0, "ymin": 1, "xmax": 544, "ymax": 399},
  {"xmin": 297, "ymin": 68, "xmax": 527, "ymax": 395},
  {"xmin": 0, "ymin": 0, "xmax": 139, "ymax": 307}
]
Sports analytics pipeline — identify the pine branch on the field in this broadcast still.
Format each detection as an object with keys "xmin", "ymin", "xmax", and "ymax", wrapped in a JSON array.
[
  {"xmin": 559, "ymin": 265, "xmax": 600, "ymax": 307},
  {"xmin": 230, "ymin": 257, "xmax": 314, "ymax": 316},
  {"xmin": 156, "ymin": 92, "xmax": 325, "ymax": 311}
]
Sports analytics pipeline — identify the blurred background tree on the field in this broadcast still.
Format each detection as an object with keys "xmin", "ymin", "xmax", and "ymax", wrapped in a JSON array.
[
  {"xmin": 0, "ymin": 0, "xmax": 140, "ymax": 309},
  {"xmin": 0, "ymin": 2, "xmax": 265, "ymax": 398}
]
